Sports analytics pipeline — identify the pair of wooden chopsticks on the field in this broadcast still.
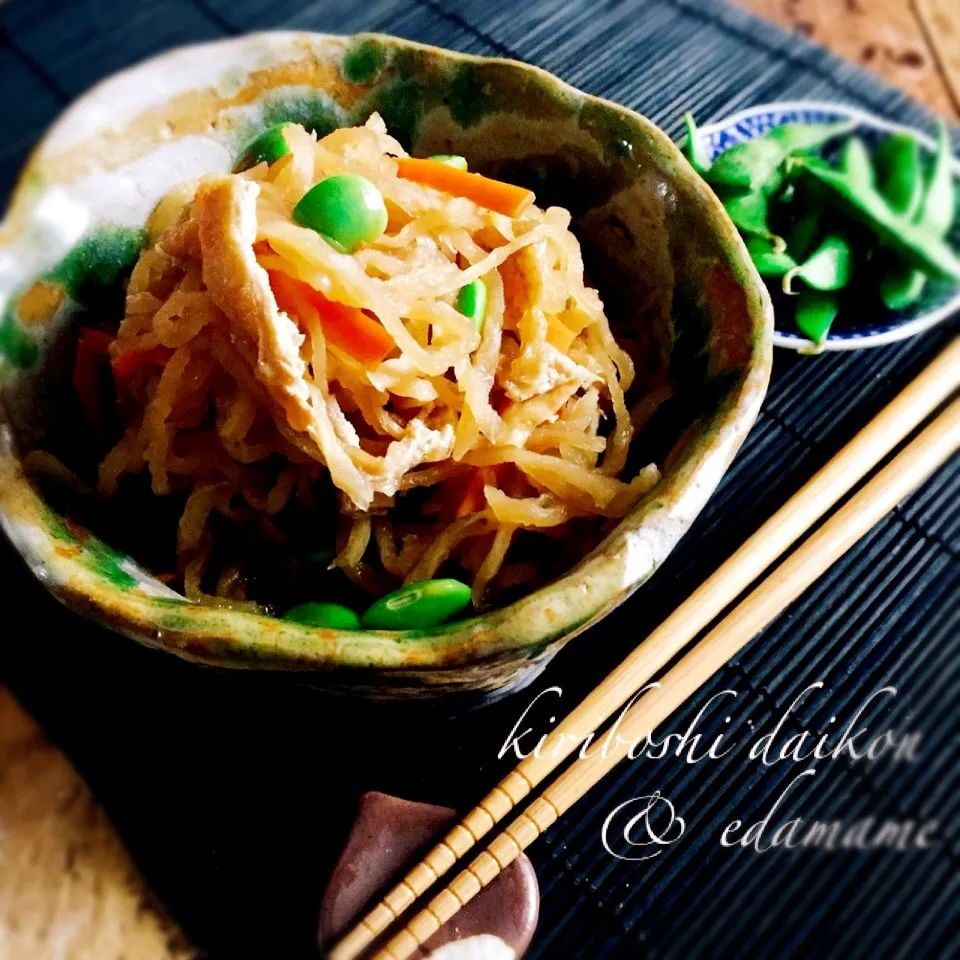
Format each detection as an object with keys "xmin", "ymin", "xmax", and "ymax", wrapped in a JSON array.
[{"xmin": 333, "ymin": 336, "xmax": 960, "ymax": 960}]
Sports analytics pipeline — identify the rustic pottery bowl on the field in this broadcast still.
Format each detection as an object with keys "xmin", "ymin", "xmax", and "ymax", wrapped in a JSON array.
[{"xmin": 0, "ymin": 33, "xmax": 772, "ymax": 698}]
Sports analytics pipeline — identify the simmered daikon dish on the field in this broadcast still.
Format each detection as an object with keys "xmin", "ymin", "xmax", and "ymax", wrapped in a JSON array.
[{"xmin": 41, "ymin": 114, "xmax": 663, "ymax": 630}]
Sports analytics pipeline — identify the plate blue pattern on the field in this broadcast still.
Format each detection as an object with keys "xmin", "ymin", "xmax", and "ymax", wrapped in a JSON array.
[{"xmin": 698, "ymin": 101, "xmax": 960, "ymax": 351}]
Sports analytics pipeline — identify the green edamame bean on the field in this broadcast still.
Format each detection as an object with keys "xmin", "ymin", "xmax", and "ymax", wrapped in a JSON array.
[
  {"xmin": 795, "ymin": 289, "xmax": 840, "ymax": 344},
  {"xmin": 874, "ymin": 132, "xmax": 923, "ymax": 218},
  {"xmin": 235, "ymin": 124, "xmax": 292, "ymax": 172},
  {"xmin": 682, "ymin": 112, "xmax": 712, "ymax": 175},
  {"xmin": 745, "ymin": 236, "xmax": 796, "ymax": 277},
  {"xmin": 293, "ymin": 174, "xmax": 388, "ymax": 253},
  {"xmin": 361, "ymin": 578, "xmax": 472, "ymax": 630},
  {"xmin": 428, "ymin": 154, "xmax": 468, "ymax": 170},
  {"xmin": 283, "ymin": 602, "xmax": 361, "ymax": 629},
  {"xmin": 456, "ymin": 278, "xmax": 488, "ymax": 331},
  {"xmin": 783, "ymin": 232, "xmax": 853, "ymax": 293},
  {"xmin": 797, "ymin": 159, "xmax": 960, "ymax": 280}
]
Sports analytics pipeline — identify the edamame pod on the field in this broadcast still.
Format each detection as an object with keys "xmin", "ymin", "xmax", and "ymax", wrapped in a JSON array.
[
  {"xmin": 879, "ymin": 123, "xmax": 956, "ymax": 311},
  {"xmin": 683, "ymin": 112, "xmax": 712, "ymax": 175},
  {"xmin": 874, "ymin": 132, "xmax": 923, "ymax": 218},
  {"xmin": 784, "ymin": 184, "xmax": 826, "ymax": 261},
  {"xmin": 880, "ymin": 266, "xmax": 927, "ymax": 311},
  {"xmin": 795, "ymin": 289, "xmax": 840, "ymax": 344},
  {"xmin": 876, "ymin": 133, "xmax": 928, "ymax": 311},
  {"xmin": 708, "ymin": 120, "xmax": 856, "ymax": 192},
  {"xmin": 783, "ymin": 232, "xmax": 853, "ymax": 293},
  {"xmin": 797, "ymin": 159, "xmax": 960, "ymax": 280},
  {"xmin": 767, "ymin": 119, "xmax": 858, "ymax": 152},
  {"xmin": 839, "ymin": 137, "xmax": 874, "ymax": 189},
  {"xmin": 707, "ymin": 138, "xmax": 785, "ymax": 192},
  {"xmin": 723, "ymin": 191, "xmax": 785, "ymax": 250},
  {"xmin": 746, "ymin": 236, "xmax": 797, "ymax": 277},
  {"xmin": 918, "ymin": 120, "xmax": 956, "ymax": 237}
]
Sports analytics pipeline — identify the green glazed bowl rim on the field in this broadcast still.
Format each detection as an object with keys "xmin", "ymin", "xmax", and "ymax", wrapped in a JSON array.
[{"xmin": 0, "ymin": 32, "xmax": 774, "ymax": 681}]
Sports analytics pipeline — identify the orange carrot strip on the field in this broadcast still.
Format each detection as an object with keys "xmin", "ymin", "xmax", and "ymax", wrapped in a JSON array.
[
  {"xmin": 111, "ymin": 344, "xmax": 174, "ymax": 380},
  {"xmin": 268, "ymin": 271, "xmax": 395, "ymax": 366},
  {"xmin": 395, "ymin": 158, "xmax": 535, "ymax": 217}
]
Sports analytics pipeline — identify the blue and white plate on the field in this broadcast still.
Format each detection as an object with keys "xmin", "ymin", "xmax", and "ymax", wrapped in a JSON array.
[{"xmin": 697, "ymin": 101, "xmax": 960, "ymax": 351}]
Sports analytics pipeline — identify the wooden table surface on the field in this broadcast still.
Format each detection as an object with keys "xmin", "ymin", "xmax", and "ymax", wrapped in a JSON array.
[
  {"xmin": 1, "ymin": 2, "xmax": 958, "ymax": 958},
  {"xmin": 739, "ymin": 0, "xmax": 960, "ymax": 118}
]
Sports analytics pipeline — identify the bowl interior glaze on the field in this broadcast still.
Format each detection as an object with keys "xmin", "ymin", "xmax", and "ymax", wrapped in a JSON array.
[{"xmin": 0, "ymin": 33, "xmax": 772, "ymax": 697}]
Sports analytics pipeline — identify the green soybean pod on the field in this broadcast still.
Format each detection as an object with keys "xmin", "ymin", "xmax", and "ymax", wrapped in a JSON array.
[
  {"xmin": 283, "ymin": 602, "xmax": 361, "ymax": 629},
  {"xmin": 361, "ymin": 579, "xmax": 473, "ymax": 630},
  {"xmin": 235, "ymin": 123, "xmax": 292, "ymax": 172},
  {"xmin": 766, "ymin": 119, "xmax": 858, "ymax": 153},
  {"xmin": 723, "ymin": 189, "xmax": 769, "ymax": 235},
  {"xmin": 879, "ymin": 122, "xmax": 956, "ymax": 310},
  {"xmin": 796, "ymin": 289, "xmax": 840, "ymax": 344},
  {"xmin": 708, "ymin": 119, "xmax": 856, "ymax": 192},
  {"xmin": 706, "ymin": 137, "xmax": 785, "ymax": 192},
  {"xmin": 880, "ymin": 266, "xmax": 928, "ymax": 311},
  {"xmin": 918, "ymin": 120, "xmax": 956, "ymax": 238},
  {"xmin": 783, "ymin": 232, "xmax": 853, "ymax": 293},
  {"xmin": 798, "ymin": 159, "xmax": 960, "ymax": 280},
  {"xmin": 876, "ymin": 134, "xmax": 927, "ymax": 310},
  {"xmin": 784, "ymin": 182, "xmax": 826, "ymax": 262},
  {"xmin": 838, "ymin": 137, "xmax": 875, "ymax": 190},
  {"xmin": 723, "ymin": 190, "xmax": 786, "ymax": 251},
  {"xmin": 682, "ymin": 112, "xmax": 713, "ymax": 175},
  {"xmin": 745, "ymin": 236, "xmax": 796, "ymax": 277},
  {"xmin": 874, "ymin": 132, "xmax": 924, "ymax": 218}
]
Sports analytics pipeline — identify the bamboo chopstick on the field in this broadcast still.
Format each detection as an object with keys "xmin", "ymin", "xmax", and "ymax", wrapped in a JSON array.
[
  {"xmin": 331, "ymin": 337, "xmax": 960, "ymax": 960},
  {"xmin": 373, "ymin": 395, "xmax": 960, "ymax": 960}
]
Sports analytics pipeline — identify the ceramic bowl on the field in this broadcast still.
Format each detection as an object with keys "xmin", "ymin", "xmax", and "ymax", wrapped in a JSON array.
[
  {"xmin": 697, "ymin": 100, "xmax": 960, "ymax": 352},
  {"xmin": 0, "ymin": 33, "xmax": 772, "ymax": 697}
]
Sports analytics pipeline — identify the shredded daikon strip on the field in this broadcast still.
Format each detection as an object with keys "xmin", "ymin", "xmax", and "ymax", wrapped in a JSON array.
[
  {"xmin": 405, "ymin": 514, "xmax": 486, "ymax": 584},
  {"xmin": 485, "ymin": 488, "xmax": 574, "ymax": 527},
  {"xmin": 472, "ymin": 524, "xmax": 516, "ymax": 606}
]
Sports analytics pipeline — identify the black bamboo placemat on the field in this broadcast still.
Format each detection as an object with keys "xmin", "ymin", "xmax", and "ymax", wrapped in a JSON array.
[{"xmin": 1, "ymin": 1, "xmax": 958, "ymax": 958}]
